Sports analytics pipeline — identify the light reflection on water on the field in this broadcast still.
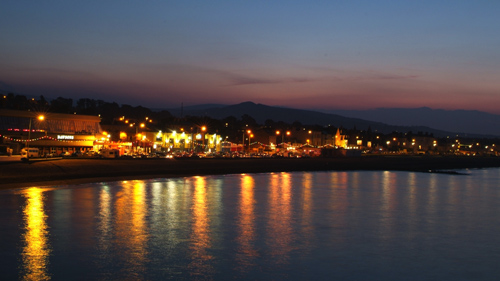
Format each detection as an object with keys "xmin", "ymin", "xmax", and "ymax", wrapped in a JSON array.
[
  {"xmin": 20, "ymin": 187, "xmax": 52, "ymax": 281},
  {"xmin": 235, "ymin": 175, "xmax": 257, "ymax": 272},
  {"xmin": 189, "ymin": 176, "xmax": 214, "ymax": 279},
  {"xmin": 267, "ymin": 173, "xmax": 293, "ymax": 266},
  {"xmin": 3, "ymin": 169, "xmax": 500, "ymax": 280}
]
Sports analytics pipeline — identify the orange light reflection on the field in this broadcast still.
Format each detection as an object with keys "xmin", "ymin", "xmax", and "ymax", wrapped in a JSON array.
[
  {"xmin": 236, "ymin": 175, "xmax": 257, "ymax": 270},
  {"xmin": 267, "ymin": 173, "xmax": 292, "ymax": 264},
  {"xmin": 21, "ymin": 187, "xmax": 51, "ymax": 281},
  {"xmin": 189, "ymin": 176, "xmax": 214, "ymax": 277}
]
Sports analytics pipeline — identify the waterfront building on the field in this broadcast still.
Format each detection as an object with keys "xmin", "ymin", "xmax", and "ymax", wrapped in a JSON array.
[
  {"xmin": 159, "ymin": 130, "xmax": 223, "ymax": 153},
  {"xmin": 334, "ymin": 128, "xmax": 348, "ymax": 148},
  {"xmin": 0, "ymin": 109, "xmax": 103, "ymax": 156}
]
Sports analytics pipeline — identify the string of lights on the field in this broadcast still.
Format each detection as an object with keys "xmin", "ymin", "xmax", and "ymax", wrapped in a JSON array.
[{"xmin": 2, "ymin": 135, "xmax": 94, "ymax": 142}]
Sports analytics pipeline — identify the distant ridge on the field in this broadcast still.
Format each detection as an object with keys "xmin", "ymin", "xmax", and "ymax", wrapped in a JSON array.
[
  {"xmin": 329, "ymin": 107, "xmax": 500, "ymax": 137},
  {"xmin": 165, "ymin": 101, "xmax": 493, "ymax": 138}
]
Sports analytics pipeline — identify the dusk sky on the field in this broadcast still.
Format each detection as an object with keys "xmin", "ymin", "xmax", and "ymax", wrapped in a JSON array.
[{"xmin": 1, "ymin": 1, "xmax": 500, "ymax": 113}]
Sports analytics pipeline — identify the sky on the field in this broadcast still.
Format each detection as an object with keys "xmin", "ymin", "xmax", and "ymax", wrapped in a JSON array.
[{"xmin": 1, "ymin": 1, "xmax": 500, "ymax": 113}]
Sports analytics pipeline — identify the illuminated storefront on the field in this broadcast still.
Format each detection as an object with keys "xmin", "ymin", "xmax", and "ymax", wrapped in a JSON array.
[
  {"xmin": 159, "ymin": 130, "xmax": 223, "ymax": 152},
  {"xmin": 0, "ymin": 109, "xmax": 102, "ymax": 155}
]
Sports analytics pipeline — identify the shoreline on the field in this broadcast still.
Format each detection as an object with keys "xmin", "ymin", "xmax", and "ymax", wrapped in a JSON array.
[{"xmin": 2, "ymin": 155, "xmax": 500, "ymax": 190}]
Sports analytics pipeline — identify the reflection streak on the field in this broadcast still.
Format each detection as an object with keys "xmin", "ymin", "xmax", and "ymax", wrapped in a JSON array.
[
  {"xmin": 236, "ymin": 175, "xmax": 257, "ymax": 270},
  {"xmin": 301, "ymin": 173, "xmax": 313, "ymax": 251},
  {"xmin": 114, "ymin": 181, "xmax": 149, "ymax": 279},
  {"xmin": 21, "ymin": 187, "xmax": 51, "ymax": 281},
  {"xmin": 267, "ymin": 173, "xmax": 292, "ymax": 264},
  {"xmin": 97, "ymin": 186, "xmax": 111, "ymax": 253},
  {"xmin": 189, "ymin": 176, "xmax": 214, "ymax": 278}
]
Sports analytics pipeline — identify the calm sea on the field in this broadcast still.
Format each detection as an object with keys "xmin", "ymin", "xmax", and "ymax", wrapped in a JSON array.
[{"xmin": 1, "ymin": 169, "xmax": 499, "ymax": 280}]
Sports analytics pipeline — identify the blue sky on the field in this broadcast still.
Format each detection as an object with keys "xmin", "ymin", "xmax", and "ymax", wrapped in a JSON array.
[{"xmin": 1, "ymin": 1, "xmax": 500, "ymax": 113}]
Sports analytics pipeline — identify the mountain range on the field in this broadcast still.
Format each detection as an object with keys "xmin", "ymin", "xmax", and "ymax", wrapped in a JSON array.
[
  {"xmin": 161, "ymin": 102, "xmax": 500, "ymax": 138},
  {"xmin": 328, "ymin": 107, "xmax": 500, "ymax": 137}
]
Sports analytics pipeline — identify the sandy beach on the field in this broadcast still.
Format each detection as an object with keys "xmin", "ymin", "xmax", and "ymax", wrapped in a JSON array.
[{"xmin": 1, "ymin": 155, "xmax": 500, "ymax": 190}]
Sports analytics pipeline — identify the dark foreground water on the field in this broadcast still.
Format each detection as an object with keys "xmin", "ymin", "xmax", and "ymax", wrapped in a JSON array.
[{"xmin": 1, "ymin": 169, "xmax": 500, "ymax": 280}]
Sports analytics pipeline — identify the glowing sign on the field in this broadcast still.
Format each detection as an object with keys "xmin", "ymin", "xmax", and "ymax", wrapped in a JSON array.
[{"xmin": 57, "ymin": 135, "xmax": 74, "ymax": 140}]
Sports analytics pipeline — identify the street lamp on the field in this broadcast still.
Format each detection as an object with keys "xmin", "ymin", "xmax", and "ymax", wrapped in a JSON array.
[
  {"xmin": 246, "ymin": 130, "xmax": 252, "ymax": 152},
  {"xmin": 26, "ymin": 114, "xmax": 45, "ymax": 158},
  {"xmin": 201, "ymin": 126, "xmax": 207, "ymax": 151},
  {"xmin": 249, "ymin": 133, "xmax": 253, "ymax": 148}
]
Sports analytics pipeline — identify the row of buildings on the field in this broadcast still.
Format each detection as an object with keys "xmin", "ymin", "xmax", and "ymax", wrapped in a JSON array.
[{"xmin": 1, "ymin": 109, "xmax": 499, "ymax": 157}]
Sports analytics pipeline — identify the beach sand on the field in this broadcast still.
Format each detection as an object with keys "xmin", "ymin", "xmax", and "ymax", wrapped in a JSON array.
[{"xmin": 1, "ymin": 156, "xmax": 500, "ymax": 189}]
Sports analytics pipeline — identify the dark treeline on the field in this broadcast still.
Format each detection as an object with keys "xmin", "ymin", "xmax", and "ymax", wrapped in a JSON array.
[
  {"xmin": 3, "ymin": 93, "xmax": 500, "ymax": 150},
  {"xmin": 1, "ymin": 93, "xmax": 171, "ymax": 126},
  {"xmin": 1, "ymin": 93, "xmax": 335, "ymax": 140}
]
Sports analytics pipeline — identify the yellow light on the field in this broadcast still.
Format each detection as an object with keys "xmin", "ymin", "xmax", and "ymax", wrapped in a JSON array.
[
  {"xmin": 21, "ymin": 188, "xmax": 50, "ymax": 281},
  {"xmin": 202, "ymin": 126, "xmax": 207, "ymax": 132},
  {"xmin": 247, "ymin": 130, "xmax": 251, "ymax": 134},
  {"xmin": 37, "ymin": 115, "xmax": 45, "ymax": 121},
  {"xmin": 286, "ymin": 131, "xmax": 290, "ymax": 136},
  {"xmin": 140, "ymin": 123, "xmax": 145, "ymax": 128},
  {"xmin": 276, "ymin": 130, "xmax": 280, "ymax": 135}
]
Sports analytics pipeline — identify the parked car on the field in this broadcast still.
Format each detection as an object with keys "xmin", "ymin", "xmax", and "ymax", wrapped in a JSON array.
[
  {"xmin": 100, "ymin": 149, "xmax": 119, "ymax": 158},
  {"xmin": 84, "ymin": 150, "xmax": 97, "ymax": 157}
]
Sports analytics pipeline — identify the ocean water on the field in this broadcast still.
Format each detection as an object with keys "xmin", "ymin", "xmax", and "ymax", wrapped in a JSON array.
[{"xmin": 1, "ymin": 169, "xmax": 499, "ymax": 280}]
